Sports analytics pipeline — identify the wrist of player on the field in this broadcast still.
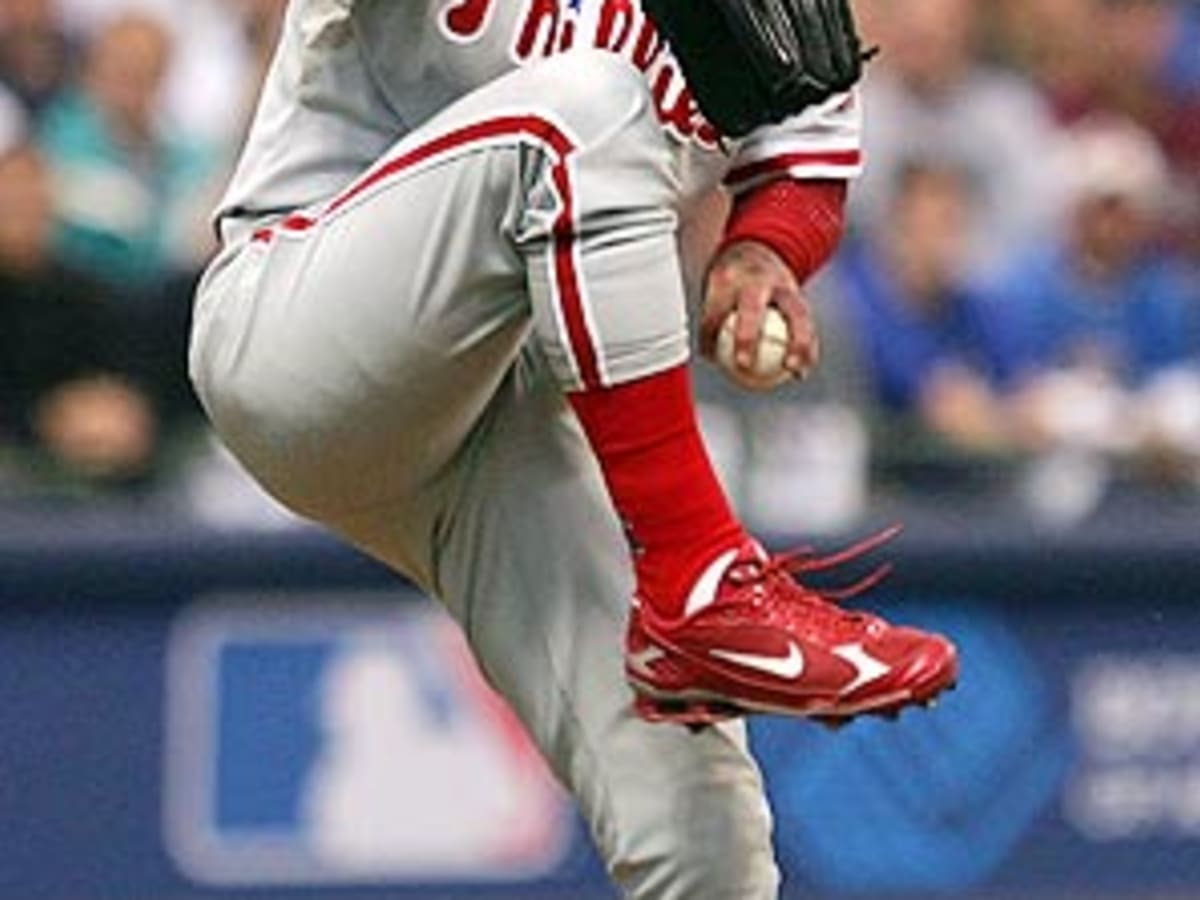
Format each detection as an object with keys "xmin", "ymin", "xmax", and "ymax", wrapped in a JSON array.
[
  {"xmin": 701, "ymin": 178, "xmax": 846, "ymax": 389},
  {"xmin": 719, "ymin": 178, "xmax": 848, "ymax": 285}
]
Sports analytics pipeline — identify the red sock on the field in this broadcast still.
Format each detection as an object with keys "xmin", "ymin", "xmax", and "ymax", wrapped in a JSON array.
[{"xmin": 568, "ymin": 364, "xmax": 747, "ymax": 618}]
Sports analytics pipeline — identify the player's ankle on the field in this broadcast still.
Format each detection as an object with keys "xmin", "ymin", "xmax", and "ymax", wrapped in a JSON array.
[{"xmin": 635, "ymin": 528, "xmax": 747, "ymax": 620}]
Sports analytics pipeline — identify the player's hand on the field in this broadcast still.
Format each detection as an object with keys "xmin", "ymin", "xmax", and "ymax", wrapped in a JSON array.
[{"xmin": 700, "ymin": 239, "xmax": 819, "ymax": 380}]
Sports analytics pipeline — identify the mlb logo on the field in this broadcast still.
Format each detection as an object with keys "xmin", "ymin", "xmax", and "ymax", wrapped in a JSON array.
[{"xmin": 163, "ymin": 592, "xmax": 570, "ymax": 886}]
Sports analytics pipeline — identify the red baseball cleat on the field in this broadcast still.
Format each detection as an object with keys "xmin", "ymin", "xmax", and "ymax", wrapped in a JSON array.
[{"xmin": 626, "ymin": 528, "xmax": 958, "ymax": 728}]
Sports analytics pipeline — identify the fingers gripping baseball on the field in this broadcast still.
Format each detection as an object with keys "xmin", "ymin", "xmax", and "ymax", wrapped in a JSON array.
[{"xmin": 701, "ymin": 240, "xmax": 819, "ymax": 389}]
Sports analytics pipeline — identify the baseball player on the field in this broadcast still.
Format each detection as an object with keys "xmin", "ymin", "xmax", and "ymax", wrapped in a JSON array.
[{"xmin": 189, "ymin": 0, "xmax": 959, "ymax": 896}]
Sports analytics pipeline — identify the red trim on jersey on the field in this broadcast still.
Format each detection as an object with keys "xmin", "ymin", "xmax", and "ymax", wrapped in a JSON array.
[
  {"xmin": 251, "ymin": 115, "xmax": 604, "ymax": 389},
  {"xmin": 725, "ymin": 149, "xmax": 862, "ymax": 189}
]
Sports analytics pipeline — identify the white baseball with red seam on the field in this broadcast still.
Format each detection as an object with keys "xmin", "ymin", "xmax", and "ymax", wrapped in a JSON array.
[{"xmin": 715, "ymin": 306, "xmax": 792, "ymax": 391}]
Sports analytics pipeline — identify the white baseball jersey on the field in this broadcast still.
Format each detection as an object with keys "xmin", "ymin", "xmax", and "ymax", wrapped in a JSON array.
[{"xmin": 217, "ymin": 0, "xmax": 864, "ymax": 242}]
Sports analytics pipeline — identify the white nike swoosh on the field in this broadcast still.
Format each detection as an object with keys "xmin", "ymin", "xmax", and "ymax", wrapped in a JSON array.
[
  {"xmin": 832, "ymin": 643, "xmax": 892, "ymax": 694},
  {"xmin": 710, "ymin": 642, "xmax": 805, "ymax": 680},
  {"xmin": 684, "ymin": 547, "xmax": 740, "ymax": 619}
]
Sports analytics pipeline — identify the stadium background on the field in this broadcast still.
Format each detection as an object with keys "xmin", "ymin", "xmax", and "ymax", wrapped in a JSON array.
[{"xmin": 1, "ymin": 0, "xmax": 1198, "ymax": 897}]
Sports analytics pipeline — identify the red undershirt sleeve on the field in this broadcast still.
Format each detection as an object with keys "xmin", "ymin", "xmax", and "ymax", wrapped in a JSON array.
[{"xmin": 717, "ymin": 178, "xmax": 848, "ymax": 284}]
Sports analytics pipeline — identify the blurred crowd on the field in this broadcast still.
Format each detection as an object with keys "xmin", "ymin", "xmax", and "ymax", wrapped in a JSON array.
[
  {"xmin": 0, "ymin": 0, "xmax": 282, "ymax": 503},
  {"xmin": 0, "ymin": 0, "xmax": 1198, "ymax": 529},
  {"xmin": 704, "ymin": 0, "xmax": 1200, "ymax": 530}
]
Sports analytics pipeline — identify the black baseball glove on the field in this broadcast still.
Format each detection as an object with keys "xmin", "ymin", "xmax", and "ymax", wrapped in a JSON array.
[{"xmin": 642, "ymin": 0, "xmax": 876, "ymax": 138}]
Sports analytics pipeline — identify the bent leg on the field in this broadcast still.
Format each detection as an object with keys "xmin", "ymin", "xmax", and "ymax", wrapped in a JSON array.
[{"xmin": 191, "ymin": 51, "xmax": 692, "ymax": 572}]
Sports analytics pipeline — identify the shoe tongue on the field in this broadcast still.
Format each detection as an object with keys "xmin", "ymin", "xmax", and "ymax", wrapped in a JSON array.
[{"xmin": 683, "ymin": 542, "xmax": 762, "ymax": 618}]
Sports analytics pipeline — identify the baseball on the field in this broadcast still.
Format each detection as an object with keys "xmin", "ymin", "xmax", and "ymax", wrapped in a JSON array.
[{"xmin": 715, "ymin": 306, "xmax": 793, "ymax": 390}]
